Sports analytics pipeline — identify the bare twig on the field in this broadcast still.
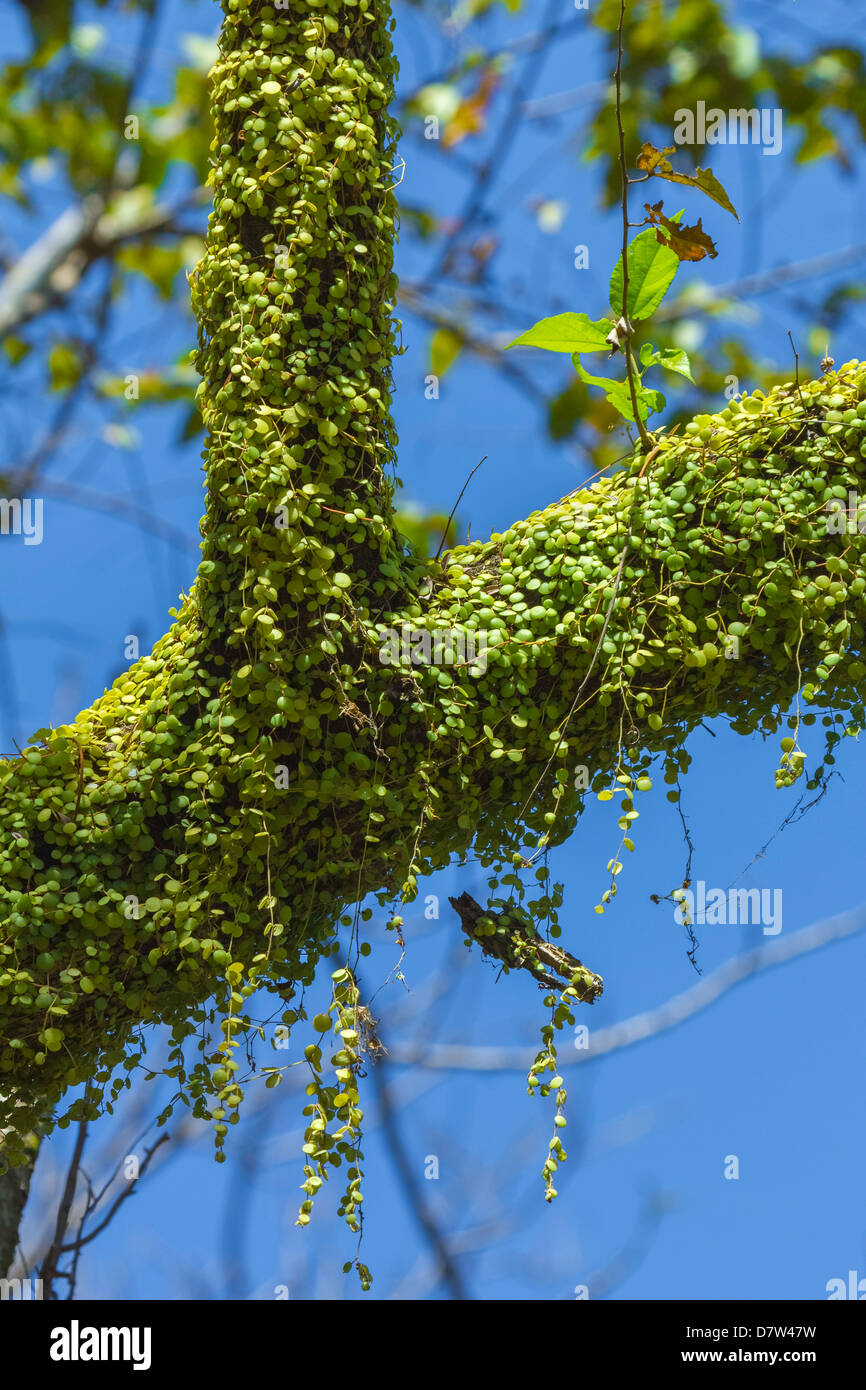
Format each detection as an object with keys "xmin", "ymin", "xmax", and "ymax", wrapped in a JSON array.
[
  {"xmin": 3, "ymin": 475, "xmax": 200, "ymax": 555},
  {"xmin": 419, "ymin": 0, "xmax": 562, "ymax": 291},
  {"xmin": 369, "ymin": 1058, "xmax": 470, "ymax": 1301},
  {"xmin": 787, "ymin": 327, "xmax": 807, "ymax": 408},
  {"xmin": 0, "ymin": 190, "xmax": 207, "ymax": 340},
  {"xmin": 388, "ymin": 904, "xmax": 866, "ymax": 1071},
  {"xmin": 58, "ymin": 1132, "xmax": 170, "ymax": 1258},
  {"xmin": 656, "ymin": 241, "xmax": 866, "ymax": 321},
  {"xmin": 398, "ymin": 285, "xmax": 547, "ymax": 405},
  {"xmin": 434, "ymin": 457, "xmax": 487, "ymax": 561},
  {"xmin": 614, "ymin": 0, "xmax": 651, "ymax": 451},
  {"xmin": 39, "ymin": 1112, "xmax": 90, "ymax": 1297}
]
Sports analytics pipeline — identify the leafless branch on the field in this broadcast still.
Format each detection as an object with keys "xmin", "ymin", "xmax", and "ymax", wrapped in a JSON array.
[
  {"xmin": 39, "ymin": 1110, "xmax": 90, "ymax": 1297},
  {"xmin": 656, "ymin": 242, "xmax": 866, "ymax": 320},
  {"xmin": 0, "ymin": 189, "xmax": 207, "ymax": 340},
  {"xmin": 58, "ymin": 1132, "xmax": 170, "ymax": 1258},
  {"xmin": 388, "ymin": 904, "xmax": 866, "ymax": 1072},
  {"xmin": 3, "ymin": 474, "xmax": 201, "ymax": 555},
  {"xmin": 369, "ymin": 1058, "xmax": 470, "ymax": 1300}
]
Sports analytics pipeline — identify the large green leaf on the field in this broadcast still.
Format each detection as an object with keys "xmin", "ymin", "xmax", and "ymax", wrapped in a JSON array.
[
  {"xmin": 430, "ymin": 327, "xmax": 463, "ymax": 376},
  {"xmin": 572, "ymin": 353, "xmax": 664, "ymax": 424},
  {"xmin": 639, "ymin": 343, "xmax": 695, "ymax": 382},
  {"xmin": 507, "ymin": 312, "xmax": 611, "ymax": 354},
  {"xmin": 609, "ymin": 229, "xmax": 679, "ymax": 321}
]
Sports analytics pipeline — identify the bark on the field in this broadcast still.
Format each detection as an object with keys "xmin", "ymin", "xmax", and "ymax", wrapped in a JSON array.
[{"xmin": 0, "ymin": 1130, "xmax": 39, "ymax": 1276}]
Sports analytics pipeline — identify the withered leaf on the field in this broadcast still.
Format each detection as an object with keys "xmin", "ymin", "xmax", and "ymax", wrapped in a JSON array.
[
  {"xmin": 442, "ymin": 69, "xmax": 500, "ymax": 149},
  {"xmin": 635, "ymin": 142, "xmax": 740, "ymax": 221},
  {"xmin": 644, "ymin": 201, "xmax": 718, "ymax": 261}
]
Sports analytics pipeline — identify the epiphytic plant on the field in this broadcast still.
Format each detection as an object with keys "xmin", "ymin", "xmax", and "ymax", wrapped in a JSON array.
[{"xmin": 509, "ymin": 14, "xmax": 740, "ymax": 444}]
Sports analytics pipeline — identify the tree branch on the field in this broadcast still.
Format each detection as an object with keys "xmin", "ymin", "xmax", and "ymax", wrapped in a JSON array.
[
  {"xmin": 39, "ymin": 1108, "xmax": 89, "ymax": 1297},
  {"xmin": 369, "ymin": 1058, "xmax": 469, "ymax": 1300},
  {"xmin": 656, "ymin": 242, "xmax": 866, "ymax": 320},
  {"xmin": 449, "ymin": 892, "xmax": 603, "ymax": 997},
  {"xmin": 0, "ymin": 189, "xmax": 208, "ymax": 339},
  {"xmin": 387, "ymin": 903, "xmax": 866, "ymax": 1072},
  {"xmin": 1, "ymin": 0, "xmax": 865, "ymax": 1246}
]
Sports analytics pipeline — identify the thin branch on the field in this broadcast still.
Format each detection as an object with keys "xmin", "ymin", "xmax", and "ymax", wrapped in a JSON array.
[
  {"xmin": 58, "ymin": 1132, "xmax": 170, "ymax": 1256},
  {"xmin": 369, "ymin": 1059, "xmax": 470, "ymax": 1301},
  {"xmin": 449, "ymin": 891, "xmax": 603, "ymax": 998},
  {"xmin": 398, "ymin": 285, "xmax": 547, "ymax": 404},
  {"xmin": 656, "ymin": 241, "xmax": 866, "ymax": 321},
  {"xmin": 434, "ymin": 457, "xmax": 486, "ymax": 561},
  {"xmin": 3, "ymin": 475, "xmax": 200, "ymax": 555},
  {"xmin": 419, "ymin": 0, "xmax": 562, "ymax": 291},
  {"xmin": 614, "ymin": 0, "xmax": 651, "ymax": 450},
  {"xmin": 0, "ymin": 190, "xmax": 207, "ymax": 340},
  {"xmin": 387, "ymin": 904, "xmax": 866, "ymax": 1072},
  {"xmin": 408, "ymin": 11, "xmax": 588, "ymax": 94},
  {"xmin": 14, "ymin": 260, "xmax": 116, "ymax": 492},
  {"xmin": 39, "ymin": 1111, "xmax": 90, "ymax": 1297}
]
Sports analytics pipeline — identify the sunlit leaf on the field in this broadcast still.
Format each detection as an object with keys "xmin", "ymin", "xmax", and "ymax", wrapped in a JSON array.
[
  {"xmin": 532, "ymin": 198, "xmax": 568, "ymax": 234},
  {"xmin": 430, "ymin": 327, "xmax": 463, "ymax": 376},
  {"xmin": 2, "ymin": 337, "xmax": 31, "ymax": 365},
  {"xmin": 639, "ymin": 342, "xmax": 695, "ymax": 382},
  {"xmin": 407, "ymin": 83, "xmax": 461, "ymax": 125},
  {"xmin": 609, "ymin": 228, "xmax": 679, "ymax": 321},
  {"xmin": 48, "ymin": 342, "xmax": 83, "ymax": 393},
  {"xmin": 508, "ymin": 312, "xmax": 611, "ymax": 354},
  {"xmin": 70, "ymin": 24, "xmax": 105, "ymax": 58},
  {"xmin": 102, "ymin": 423, "xmax": 140, "ymax": 451},
  {"xmin": 572, "ymin": 354, "xmax": 664, "ymax": 424},
  {"xmin": 442, "ymin": 70, "xmax": 500, "ymax": 148},
  {"xmin": 548, "ymin": 380, "xmax": 589, "ymax": 439},
  {"xmin": 181, "ymin": 34, "xmax": 220, "ymax": 73},
  {"xmin": 116, "ymin": 244, "xmax": 187, "ymax": 300},
  {"xmin": 395, "ymin": 507, "xmax": 456, "ymax": 558}
]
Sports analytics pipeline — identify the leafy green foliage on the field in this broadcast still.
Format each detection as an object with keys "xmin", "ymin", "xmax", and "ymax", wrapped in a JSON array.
[
  {"xmin": 508, "ymin": 138, "xmax": 741, "ymax": 428},
  {"xmin": 508, "ymin": 312, "xmax": 612, "ymax": 354},
  {"xmin": 609, "ymin": 228, "xmax": 680, "ymax": 322},
  {"xmin": 639, "ymin": 343, "xmax": 695, "ymax": 382},
  {"xmin": 572, "ymin": 353, "xmax": 664, "ymax": 425}
]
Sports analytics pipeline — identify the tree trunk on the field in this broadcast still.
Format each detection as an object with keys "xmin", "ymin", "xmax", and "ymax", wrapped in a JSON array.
[{"xmin": 0, "ymin": 1131, "xmax": 39, "ymax": 1275}]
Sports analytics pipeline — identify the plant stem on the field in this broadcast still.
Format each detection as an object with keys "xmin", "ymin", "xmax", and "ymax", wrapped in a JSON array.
[{"xmin": 614, "ymin": 0, "xmax": 652, "ymax": 451}]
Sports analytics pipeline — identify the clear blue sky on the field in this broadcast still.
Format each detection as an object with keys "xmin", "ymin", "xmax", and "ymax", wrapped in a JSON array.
[{"xmin": 5, "ymin": 0, "xmax": 866, "ymax": 1299}]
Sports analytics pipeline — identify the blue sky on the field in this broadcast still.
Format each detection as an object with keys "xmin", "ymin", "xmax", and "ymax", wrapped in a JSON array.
[{"xmin": 5, "ymin": 0, "xmax": 866, "ymax": 1299}]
